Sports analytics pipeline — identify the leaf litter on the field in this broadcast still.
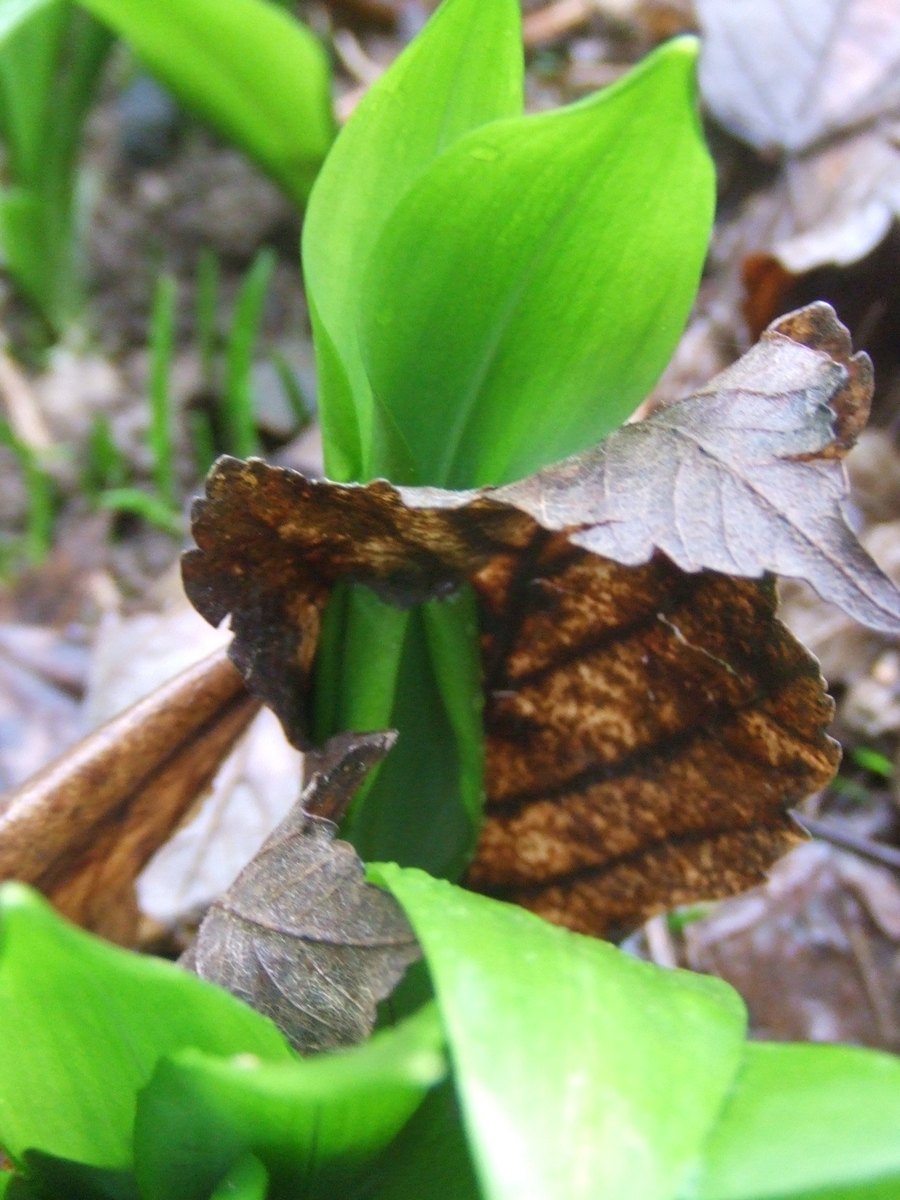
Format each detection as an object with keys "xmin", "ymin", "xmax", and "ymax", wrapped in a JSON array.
[
  {"xmin": 682, "ymin": 842, "xmax": 900, "ymax": 1051},
  {"xmin": 0, "ymin": 646, "xmax": 257, "ymax": 944},
  {"xmin": 84, "ymin": 583, "xmax": 303, "ymax": 927},
  {"xmin": 3, "ymin": 7, "xmax": 900, "ymax": 1050},
  {"xmin": 182, "ymin": 730, "xmax": 420, "ymax": 1054},
  {"xmin": 183, "ymin": 303, "xmax": 900, "ymax": 939},
  {"xmin": 683, "ymin": 0, "xmax": 900, "ymax": 416},
  {"xmin": 699, "ymin": 0, "xmax": 900, "ymax": 276}
]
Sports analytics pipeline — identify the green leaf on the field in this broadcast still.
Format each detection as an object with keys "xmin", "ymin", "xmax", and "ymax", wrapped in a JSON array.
[
  {"xmin": 688, "ymin": 1042, "xmax": 900, "ymax": 1200},
  {"xmin": 0, "ymin": 3, "xmax": 111, "ymax": 328},
  {"xmin": 303, "ymin": 0, "xmax": 523, "ymax": 481},
  {"xmin": 0, "ymin": 1, "xmax": 65, "ymax": 171},
  {"xmin": 223, "ymin": 247, "xmax": 277, "ymax": 459},
  {"xmin": 134, "ymin": 1004, "xmax": 446, "ymax": 1200},
  {"xmin": 0, "ymin": 884, "xmax": 292, "ymax": 1171},
  {"xmin": 0, "ymin": 0, "xmax": 56, "ymax": 44},
  {"xmin": 376, "ymin": 866, "xmax": 747, "ymax": 1200},
  {"xmin": 366, "ymin": 1078, "xmax": 481, "ymax": 1200},
  {"xmin": 210, "ymin": 1155, "xmax": 268, "ymax": 1200},
  {"xmin": 0, "ymin": 191, "xmax": 66, "ymax": 318},
  {"xmin": 73, "ymin": 0, "xmax": 334, "ymax": 206},
  {"xmin": 18, "ymin": 1152, "xmax": 138, "ymax": 1200},
  {"xmin": 358, "ymin": 37, "xmax": 714, "ymax": 488}
]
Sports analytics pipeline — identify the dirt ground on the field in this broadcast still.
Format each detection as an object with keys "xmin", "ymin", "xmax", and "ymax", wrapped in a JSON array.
[{"xmin": 1, "ymin": 0, "xmax": 898, "ymax": 1050}]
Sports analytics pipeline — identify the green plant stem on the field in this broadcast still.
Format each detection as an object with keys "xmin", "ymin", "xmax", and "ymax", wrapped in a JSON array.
[
  {"xmin": 0, "ymin": 5, "xmax": 112, "ymax": 332},
  {"xmin": 0, "ymin": 417, "xmax": 56, "ymax": 565},
  {"xmin": 148, "ymin": 272, "xmax": 178, "ymax": 507},
  {"xmin": 222, "ymin": 248, "xmax": 275, "ymax": 459},
  {"xmin": 195, "ymin": 248, "xmax": 220, "ymax": 390}
]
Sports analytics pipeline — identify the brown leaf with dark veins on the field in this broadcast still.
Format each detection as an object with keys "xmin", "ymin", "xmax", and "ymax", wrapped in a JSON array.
[
  {"xmin": 182, "ymin": 730, "xmax": 420, "ymax": 1053},
  {"xmin": 182, "ymin": 304, "xmax": 900, "ymax": 936}
]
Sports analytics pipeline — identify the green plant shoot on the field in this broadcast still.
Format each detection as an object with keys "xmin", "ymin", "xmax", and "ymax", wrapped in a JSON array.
[
  {"xmin": 0, "ymin": 1, "xmax": 112, "ymax": 332},
  {"xmin": 0, "ymin": 0, "xmax": 333, "ymax": 333},
  {"xmin": 3, "ymin": 878, "xmax": 897, "ymax": 1199},
  {"xmin": 303, "ymin": 0, "xmax": 715, "ymax": 877}
]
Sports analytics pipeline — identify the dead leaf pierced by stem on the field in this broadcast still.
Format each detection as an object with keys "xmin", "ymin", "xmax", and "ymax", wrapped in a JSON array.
[
  {"xmin": 182, "ymin": 731, "xmax": 419, "ymax": 1053},
  {"xmin": 183, "ymin": 304, "xmax": 900, "ymax": 936}
]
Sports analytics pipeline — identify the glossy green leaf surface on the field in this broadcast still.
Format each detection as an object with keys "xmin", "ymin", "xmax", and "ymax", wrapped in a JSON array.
[
  {"xmin": 303, "ymin": 0, "xmax": 523, "ymax": 481},
  {"xmin": 687, "ymin": 1042, "xmax": 900, "ymax": 1200},
  {"xmin": 305, "ymin": 0, "xmax": 524, "ymax": 881},
  {"xmin": 0, "ymin": 884, "xmax": 292, "ymax": 1171},
  {"xmin": 376, "ymin": 867, "xmax": 747, "ymax": 1200},
  {"xmin": 134, "ymin": 1004, "xmax": 446, "ymax": 1200},
  {"xmin": 359, "ymin": 37, "xmax": 714, "ymax": 488},
  {"xmin": 74, "ymin": 0, "xmax": 334, "ymax": 206}
]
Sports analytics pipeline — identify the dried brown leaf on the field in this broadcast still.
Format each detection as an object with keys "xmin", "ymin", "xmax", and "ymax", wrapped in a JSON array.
[
  {"xmin": 182, "ymin": 304, "xmax": 900, "ymax": 936},
  {"xmin": 182, "ymin": 730, "xmax": 420, "ymax": 1053},
  {"xmin": 0, "ymin": 648, "xmax": 257, "ymax": 943}
]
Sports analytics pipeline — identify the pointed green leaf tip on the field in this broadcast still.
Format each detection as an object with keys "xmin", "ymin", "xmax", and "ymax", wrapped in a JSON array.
[
  {"xmin": 75, "ymin": 0, "xmax": 334, "ymax": 206},
  {"xmin": 359, "ymin": 35, "xmax": 714, "ymax": 488},
  {"xmin": 303, "ymin": 0, "xmax": 524, "ymax": 483}
]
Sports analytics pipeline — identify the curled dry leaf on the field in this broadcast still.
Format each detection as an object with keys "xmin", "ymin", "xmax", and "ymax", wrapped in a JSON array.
[
  {"xmin": 0, "ymin": 648, "xmax": 257, "ymax": 944},
  {"xmin": 183, "ymin": 304, "xmax": 900, "ymax": 936},
  {"xmin": 182, "ymin": 731, "xmax": 420, "ymax": 1054}
]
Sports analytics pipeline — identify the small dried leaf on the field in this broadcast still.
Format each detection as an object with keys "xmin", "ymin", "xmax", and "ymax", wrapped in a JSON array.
[
  {"xmin": 182, "ymin": 731, "xmax": 420, "ymax": 1053},
  {"xmin": 183, "ymin": 305, "xmax": 900, "ymax": 936},
  {"xmin": 0, "ymin": 649, "xmax": 257, "ymax": 943}
]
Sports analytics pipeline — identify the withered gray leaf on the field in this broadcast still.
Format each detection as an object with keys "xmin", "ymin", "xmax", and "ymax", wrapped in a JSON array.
[
  {"xmin": 183, "ymin": 304, "xmax": 900, "ymax": 937},
  {"xmin": 182, "ymin": 731, "xmax": 420, "ymax": 1053},
  {"xmin": 497, "ymin": 304, "xmax": 899, "ymax": 631}
]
